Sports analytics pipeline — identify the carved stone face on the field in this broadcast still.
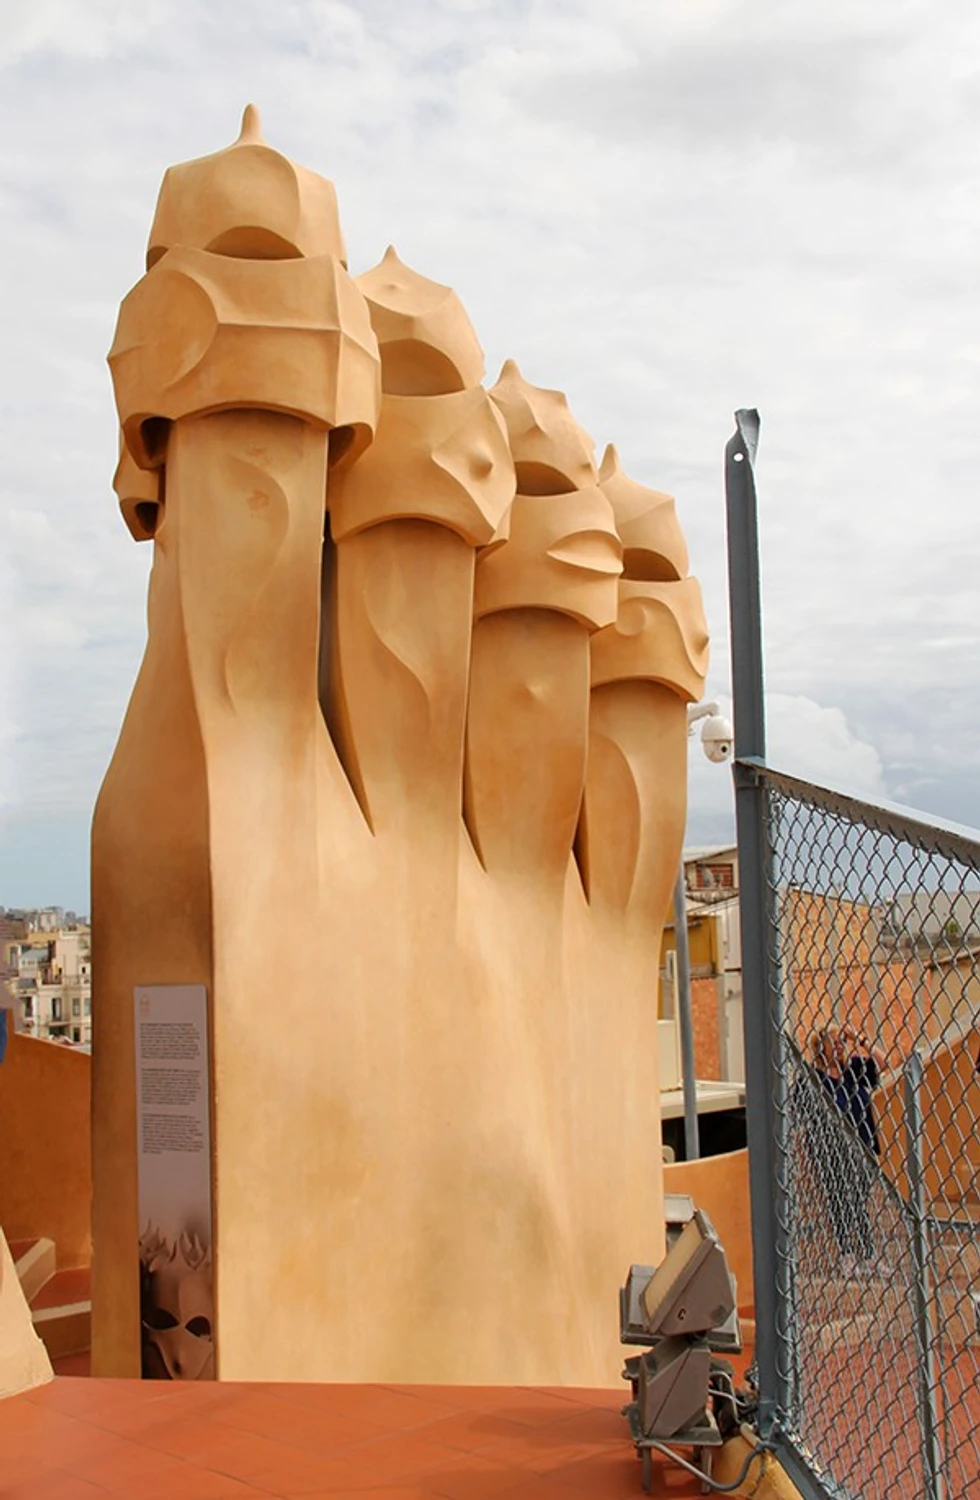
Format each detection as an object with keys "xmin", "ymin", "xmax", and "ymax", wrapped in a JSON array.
[
  {"xmin": 590, "ymin": 578, "xmax": 710, "ymax": 701},
  {"xmin": 474, "ymin": 484, "xmax": 623, "ymax": 630},
  {"xmin": 109, "ymin": 249, "xmax": 381, "ymax": 472},
  {"xmin": 598, "ymin": 444, "xmax": 688, "ymax": 582},
  {"xmin": 488, "ymin": 361, "xmax": 597, "ymax": 496},
  {"xmin": 139, "ymin": 1226, "xmax": 214, "ymax": 1381},
  {"xmin": 355, "ymin": 246, "xmax": 485, "ymax": 395},
  {"xmin": 329, "ymin": 388, "xmax": 515, "ymax": 547}
]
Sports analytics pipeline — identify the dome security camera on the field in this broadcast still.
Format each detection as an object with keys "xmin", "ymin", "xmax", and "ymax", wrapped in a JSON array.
[{"xmin": 700, "ymin": 714, "xmax": 734, "ymax": 764}]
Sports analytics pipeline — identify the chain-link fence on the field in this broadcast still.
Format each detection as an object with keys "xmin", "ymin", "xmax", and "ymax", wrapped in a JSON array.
[
  {"xmin": 725, "ymin": 410, "xmax": 980, "ymax": 1500},
  {"xmin": 749, "ymin": 765, "xmax": 980, "ymax": 1500}
]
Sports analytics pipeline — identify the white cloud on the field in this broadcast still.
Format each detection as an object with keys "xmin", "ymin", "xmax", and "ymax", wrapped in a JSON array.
[
  {"xmin": 0, "ymin": 0, "xmax": 174, "ymax": 66},
  {"xmin": 0, "ymin": 550, "xmax": 23, "ymax": 815},
  {"xmin": 766, "ymin": 695, "xmax": 887, "ymax": 798}
]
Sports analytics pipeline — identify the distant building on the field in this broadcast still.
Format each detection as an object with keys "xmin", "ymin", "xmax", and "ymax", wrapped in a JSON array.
[
  {"xmin": 658, "ymin": 846, "xmax": 746, "ymax": 1161},
  {"xmin": 661, "ymin": 845, "xmax": 743, "ymax": 1083},
  {"xmin": 0, "ymin": 913, "xmax": 29, "ymax": 1037},
  {"xmin": 683, "ymin": 844, "xmax": 739, "ymax": 900},
  {"xmin": 882, "ymin": 890, "xmax": 980, "ymax": 951},
  {"xmin": 30, "ymin": 907, "xmax": 65, "ymax": 934},
  {"xmin": 9, "ymin": 926, "xmax": 92, "ymax": 1049}
]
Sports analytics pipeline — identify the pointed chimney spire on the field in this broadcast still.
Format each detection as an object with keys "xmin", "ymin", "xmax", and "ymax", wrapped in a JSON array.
[
  {"xmin": 237, "ymin": 104, "xmax": 264, "ymax": 144},
  {"xmin": 599, "ymin": 443, "xmax": 621, "ymax": 483},
  {"xmin": 145, "ymin": 104, "xmax": 346, "ymax": 267}
]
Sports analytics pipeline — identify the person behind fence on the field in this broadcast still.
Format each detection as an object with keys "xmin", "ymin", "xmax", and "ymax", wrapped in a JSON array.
[{"xmin": 806, "ymin": 1023, "xmax": 886, "ymax": 1270}]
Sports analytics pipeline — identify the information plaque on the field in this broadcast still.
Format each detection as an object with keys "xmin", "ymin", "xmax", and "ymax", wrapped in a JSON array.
[{"xmin": 133, "ymin": 984, "xmax": 214, "ymax": 1379}]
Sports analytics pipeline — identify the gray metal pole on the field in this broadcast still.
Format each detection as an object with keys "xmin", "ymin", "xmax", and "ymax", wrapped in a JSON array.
[
  {"xmin": 673, "ymin": 862, "xmax": 700, "ymax": 1160},
  {"xmin": 725, "ymin": 409, "xmax": 790, "ymax": 1437},
  {"xmin": 727, "ymin": 410, "xmax": 765, "ymax": 758},
  {"xmin": 905, "ymin": 1051, "xmax": 945, "ymax": 1500}
]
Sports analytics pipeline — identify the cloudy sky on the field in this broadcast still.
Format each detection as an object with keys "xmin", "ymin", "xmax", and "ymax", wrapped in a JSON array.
[{"xmin": 2, "ymin": 0, "xmax": 979, "ymax": 913}]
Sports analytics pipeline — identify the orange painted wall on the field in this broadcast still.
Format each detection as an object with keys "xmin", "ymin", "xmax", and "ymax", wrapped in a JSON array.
[
  {"xmin": 663, "ymin": 1148, "xmax": 754, "ymax": 1312},
  {"xmin": 787, "ymin": 960, "xmax": 928, "ymax": 1062},
  {"xmin": 877, "ymin": 1029, "xmax": 980, "ymax": 1208},
  {"xmin": 782, "ymin": 888, "xmax": 942, "ymax": 1062},
  {"xmin": 0, "ymin": 1033, "xmax": 92, "ymax": 1267}
]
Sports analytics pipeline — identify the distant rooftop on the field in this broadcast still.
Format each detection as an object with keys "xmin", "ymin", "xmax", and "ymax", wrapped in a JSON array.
[{"xmin": 683, "ymin": 845, "xmax": 738, "ymax": 863}]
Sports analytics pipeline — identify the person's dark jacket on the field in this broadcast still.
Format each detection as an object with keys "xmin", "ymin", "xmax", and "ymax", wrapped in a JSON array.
[{"xmin": 814, "ymin": 1054, "xmax": 880, "ymax": 1155}]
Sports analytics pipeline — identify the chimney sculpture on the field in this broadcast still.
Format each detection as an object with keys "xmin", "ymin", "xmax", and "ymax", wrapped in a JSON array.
[{"xmin": 92, "ymin": 110, "xmax": 708, "ymax": 1386}]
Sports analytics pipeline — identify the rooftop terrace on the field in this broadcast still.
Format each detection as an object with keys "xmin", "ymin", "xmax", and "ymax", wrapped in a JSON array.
[{"xmin": 4, "ymin": 1367, "xmax": 756, "ymax": 1499}]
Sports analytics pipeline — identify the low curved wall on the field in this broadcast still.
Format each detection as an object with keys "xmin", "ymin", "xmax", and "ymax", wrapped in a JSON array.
[{"xmin": 0, "ymin": 1033, "xmax": 91, "ymax": 1266}]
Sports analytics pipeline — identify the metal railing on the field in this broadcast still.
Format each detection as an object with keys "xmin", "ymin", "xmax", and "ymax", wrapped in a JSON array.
[{"xmin": 727, "ymin": 413, "xmax": 980, "ymax": 1500}]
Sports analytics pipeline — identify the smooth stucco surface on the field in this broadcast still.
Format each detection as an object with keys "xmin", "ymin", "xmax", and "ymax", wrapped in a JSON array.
[{"xmin": 0, "ymin": 1033, "xmax": 91, "ymax": 1267}]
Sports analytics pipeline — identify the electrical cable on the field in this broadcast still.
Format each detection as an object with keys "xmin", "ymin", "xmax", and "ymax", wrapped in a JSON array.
[{"xmin": 646, "ymin": 1431, "xmax": 780, "ymax": 1494}]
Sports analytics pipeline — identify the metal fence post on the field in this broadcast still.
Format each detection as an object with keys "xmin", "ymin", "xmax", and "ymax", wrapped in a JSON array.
[
  {"xmin": 724, "ymin": 409, "xmax": 790, "ymax": 1435},
  {"xmin": 672, "ymin": 863, "xmax": 700, "ymax": 1160},
  {"xmin": 905, "ymin": 1050, "xmax": 945, "ymax": 1500}
]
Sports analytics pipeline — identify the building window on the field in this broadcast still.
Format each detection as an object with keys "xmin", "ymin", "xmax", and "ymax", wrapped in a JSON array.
[
  {"xmin": 72, "ymin": 1027, "xmax": 81, "ymax": 1043},
  {"xmin": 84, "ymin": 999, "xmax": 91, "ymax": 1016},
  {"xmin": 23, "ymin": 998, "xmax": 34, "ymax": 1019},
  {"xmin": 72, "ymin": 999, "xmax": 80, "ymax": 1017},
  {"xmin": 51, "ymin": 998, "xmax": 62, "ymax": 1021}
]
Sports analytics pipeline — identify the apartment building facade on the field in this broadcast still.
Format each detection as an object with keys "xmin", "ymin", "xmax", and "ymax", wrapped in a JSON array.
[{"xmin": 3, "ymin": 916, "xmax": 92, "ymax": 1049}]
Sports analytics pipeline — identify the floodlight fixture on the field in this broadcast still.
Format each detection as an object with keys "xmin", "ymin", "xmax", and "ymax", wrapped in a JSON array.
[
  {"xmin": 640, "ymin": 1208, "xmax": 736, "ymax": 1338},
  {"xmin": 621, "ymin": 1209, "xmax": 740, "ymax": 1352}
]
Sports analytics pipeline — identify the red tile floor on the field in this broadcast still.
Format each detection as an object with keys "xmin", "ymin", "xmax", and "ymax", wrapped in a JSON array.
[{"xmin": 1, "ymin": 1370, "xmax": 746, "ymax": 1499}]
